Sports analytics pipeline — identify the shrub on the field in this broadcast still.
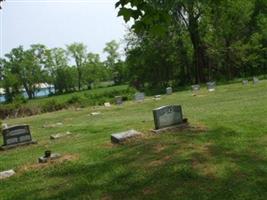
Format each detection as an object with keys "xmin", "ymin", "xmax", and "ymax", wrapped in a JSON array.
[{"xmin": 41, "ymin": 99, "xmax": 66, "ymax": 113}]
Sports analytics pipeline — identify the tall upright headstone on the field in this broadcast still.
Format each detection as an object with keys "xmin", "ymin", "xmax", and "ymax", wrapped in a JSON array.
[
  {"xmin": 1, "ymin": 125, "xmax": 37, "ymax": 150},
  {"xmin": 166, "ymin": 87, "xmax": 173, "ymax": 95},
  {"xmin": 152, "ymin": 105, "xmax": 187, "ymax": 133}
]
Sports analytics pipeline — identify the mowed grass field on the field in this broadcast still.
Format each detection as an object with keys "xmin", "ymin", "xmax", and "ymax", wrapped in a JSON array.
[{"xmin": 1, "ymin": 81, "xmax": 267, "ymax": 200}]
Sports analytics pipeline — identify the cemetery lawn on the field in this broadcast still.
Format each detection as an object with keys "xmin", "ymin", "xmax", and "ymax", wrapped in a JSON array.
[{"xmin": 1, "ymin": 81, "xmax": 267, "ymax": 200}]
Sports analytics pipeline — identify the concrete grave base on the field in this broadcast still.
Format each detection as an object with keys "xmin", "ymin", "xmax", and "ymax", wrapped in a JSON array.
[
  {"xmin": 151, "ymin": 119, "xmax": 189, "ymax": 134},
  {"xmin": 0, "ymin": 169, "xmax": 15, "ymax": 180},
  {"xmin": 38, "ymin": 153, "xmax": 61, "ymax": 163},
  {"xmin": 111, "ymin": 129, "xmax": 142, "ymax": 144},
  {"xmin": 0, "ymin": 140, "xmax": 37, "ymax": 151}
]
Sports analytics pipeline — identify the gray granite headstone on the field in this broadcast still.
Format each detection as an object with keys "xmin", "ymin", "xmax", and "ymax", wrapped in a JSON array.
[
  {"xmin": 153, "ymin": 105, "xmax": 184, "ymax": 130},
  {"xmin": 242, "ymin": 80, "xmax": 249, "ymax": 85},
  {"xmin": 1, "ymin": 125, "xmax": 37, "ymax": 150},
  {"xmin": 191, "ymin": 84, "xmax": 200, "ymax": 95},
  {"xmin": 111, "ymin": 129, "xmax": 141, "ymax": 143},
  {"xmin": 207, "ymin": 82, "xmax": 216, "ymax": 92},
  {"xmin": 166, "ymin": 87, "xmax": 173, "ymax": 95},
  {"xmin": 134, "ymin": 92, "xmax": 145, "ymax": 102},
  {"xmin": 115, "ymin": 96, "xmax": 123, "ymax": 105},
  {"xmin": 253, "ymin": 77, "xmax": 259, "ymax": 84}
]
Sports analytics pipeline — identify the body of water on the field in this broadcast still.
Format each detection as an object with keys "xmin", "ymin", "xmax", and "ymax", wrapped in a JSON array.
[{"xmin": 0, "ymin": 87, "xmax": 55, "ymax": 103}]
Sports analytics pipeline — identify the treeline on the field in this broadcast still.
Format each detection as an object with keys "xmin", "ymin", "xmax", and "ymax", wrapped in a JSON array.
[
  {"xmin": 0, "ymin": 40, "xmax": 128, "ymax": 102},
  {"xmin": 117, "ymin": 0, "xmax": 267, "ymax": 90}
]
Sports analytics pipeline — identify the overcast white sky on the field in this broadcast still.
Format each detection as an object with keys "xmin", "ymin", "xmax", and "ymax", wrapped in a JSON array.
[{"xmin": 0, "ymin": 0, "xmax": 128, "ymax": 60}]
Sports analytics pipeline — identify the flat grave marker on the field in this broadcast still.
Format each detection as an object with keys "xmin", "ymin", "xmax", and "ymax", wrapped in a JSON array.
[
  {"xmin": 111, "ymin": 129, "xmax": 141, "ymax": 144},
  {"xmin": 38, "ymin": 150, "xmax": 61, "ymax": 163},
  {"xmin": 0, "ymin": 169, "xmax": 15, "ymax": 180},
  {"xmin": 50, "ymin": 131, "xmax": 72, "ymax": 140},
  {"xmin": 1, "ymin": 125, "xmax": 37, "ymax": 150},
  {"xmin": 152, "ymin": 105, "xmax": 188, "ymax": 133}
]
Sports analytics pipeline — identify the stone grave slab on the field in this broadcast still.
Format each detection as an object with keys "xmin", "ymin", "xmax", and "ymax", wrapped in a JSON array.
[
  {"xmin": 0, "ymin": 169, "xmax": 15, "ymax": 180},
  {"xmin": 111, "ymin": 129, "xmax": 141, "ymax": 144},
  {"xmin": 50, "ymin": 131, "xmax": 72, "ymax": 140},
  {"xmin": 91, "ymin": 112, "xmax": 101, "ymax": 116},
  {"xmin": 43, "ymin": 122, "xmax": 63, "ymax": 128},
  {"xmin": 1, "ymin": 125, "xmax": 37, "ymax": 150},
  {"xmin": 38, "ymin": 152, "xmax": 61, "ymax": 163},
  {"xmin": 166, "ymin": 87, "xmax": 173, "ymax": 95},
  {"xmin": 154, "ymin": 95, "xmax": 161, "ymax": 101},
  {"xmin": 134, "ymin": 92, "xmax": 145, "ymax": 102},
  {"xmin": 152, "ymin": 105, "xmax": 188, "ymax": 133}
]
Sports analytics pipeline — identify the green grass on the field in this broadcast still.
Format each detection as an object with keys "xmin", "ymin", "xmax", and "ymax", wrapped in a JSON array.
[{"xmin": 1, "ymin": 81, "xmax": 267, "ymax": 200}]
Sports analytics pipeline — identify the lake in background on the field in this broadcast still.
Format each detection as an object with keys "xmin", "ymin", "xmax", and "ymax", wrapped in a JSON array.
[{"xmin": 0, "ymin": 87, "xmax": 55, "ymax": 103}]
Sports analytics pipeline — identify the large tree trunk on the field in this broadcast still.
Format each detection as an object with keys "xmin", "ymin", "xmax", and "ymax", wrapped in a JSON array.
[{"xmin": 187, "ymin": 5, "xmax": 208, "ymax": 84}]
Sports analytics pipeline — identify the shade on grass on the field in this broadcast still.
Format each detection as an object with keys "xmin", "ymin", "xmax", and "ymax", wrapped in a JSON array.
[{"xmin": 1, "ymin": 81, "xmax": 267, "ymax": 200}]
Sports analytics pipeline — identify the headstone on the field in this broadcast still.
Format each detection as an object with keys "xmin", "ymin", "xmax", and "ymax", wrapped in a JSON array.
[
  {"xmin": 43, "ymin": 122, "xmax": 63, "ymax": 128},
  {"xmin": 253, "ymin": 77, "xmax": 259, "ymax": 84},
  {"xmin": 115, "ymin": 96, "xmax": 123, "ymax": 105},
  {"xmin": 242, "ymin": 80, "xmax": 249, "ymax": 85},
  {"xmin": 191, "ymin": 84, "xmax": 200, "ymax": 95},
  {"xmin": 104, "ymin": 102, "xmax": 111, "ymax": 107},
  {"xmin": 134, "ymin": 92, "xmax": 145, "ymax": 102},
  {"xmin": 166, "ymin": 87, "xmax": 173, "ymax": 95},
  {"xmin": 1, "ymin": 125, "xmax": 37, "ymax": 150},
  {"xmin": 38, "ymin": 151, "xmax": 61, "ymax": 163},
  {"xmin": 111, "ymin": 129, "xmax": 141, "ymax": 144},
  {"xmin": 50, "ymin": 131, "xmax": 72, "ymax": 140},
  {"xmin": 153, "ymin": 105, "xmax": 187, "ymax": 131},
  {"xmin": 154, "ymin": 95, "xmax": 161, "ymax": 101},
  {"xmin": 0, "ymin": 169, "xmax": 15, "ymax": 180},
  {"xmin": 207, "ymin": 82, "xmax": 216, "ymax": 92},
  {"xmin": 91, "ymin": 112, "xmax": 101, "ymax": 116}
]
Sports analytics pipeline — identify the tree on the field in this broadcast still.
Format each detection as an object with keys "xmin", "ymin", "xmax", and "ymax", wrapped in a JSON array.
[{"xmin": 67, "ymin": 43, "xmax": 87, "ymax": 91}]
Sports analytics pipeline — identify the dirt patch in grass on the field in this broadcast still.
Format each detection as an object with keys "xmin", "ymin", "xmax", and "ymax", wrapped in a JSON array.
[
  {"xmin": 143, "ymin": 188, "xmax": 156, "ymax": 195},
  {"xmin": 148, "ymin": 155, "xmax": 172, "ymax": 167},
  {"xmin": 154, "ymin": 144, "xmax": 166, "ymax": 153},
  {"xmin": 18, "ymin": 154, "xmax": 79, "ymax": 173}
]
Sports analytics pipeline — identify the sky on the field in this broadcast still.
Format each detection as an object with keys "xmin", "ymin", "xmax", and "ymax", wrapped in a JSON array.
[{"xmin": 0, "ymin": 0, "xmax": 128, "ymax": 60}]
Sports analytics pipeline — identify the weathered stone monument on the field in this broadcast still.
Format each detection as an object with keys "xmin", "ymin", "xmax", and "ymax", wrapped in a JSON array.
[
  {"xmin": 253, "ymin": 77, "xmax": 259, "ymax": 84},
  {"xmin": 191, "ymin": 84, "xmax": 200, "ymax": 95},
  {"xmin": 207, "ymin": 82, "xmax": 216, "ymax": 92},
  {"xmin": 242, "ymin": 80, "xmax": 249, "ymax": 85},
  {"xmin": 111, "ymin": 129, "xmax": 141, "ymax": 144},
  {"xmin": 166, "ymin": 87, "xmax": 173, "ymax": 95},
  {"xmin": 115, "ymin": 96, "xmax": 123, "ymax": 105},
  {"xmin": 134, "ymin": 92, "xmax": 145, "ymax": 102},
  {"xmin": 1, "ymin": 125, "xmax": 37, "ymax": 150},
  {"xmin": 152, "ymin": 105, "xmax": 188, "ymax": 133}
]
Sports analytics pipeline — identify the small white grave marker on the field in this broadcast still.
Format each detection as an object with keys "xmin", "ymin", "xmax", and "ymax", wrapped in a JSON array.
[{"xmin": 0, "ymin": 170, "xmax": 15, "ymax": 180}]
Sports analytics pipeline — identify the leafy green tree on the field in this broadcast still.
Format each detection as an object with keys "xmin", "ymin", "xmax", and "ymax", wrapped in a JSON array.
[{"xmin": 67, "ymin": 43, "xmax": 87, "ymax": 91}]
